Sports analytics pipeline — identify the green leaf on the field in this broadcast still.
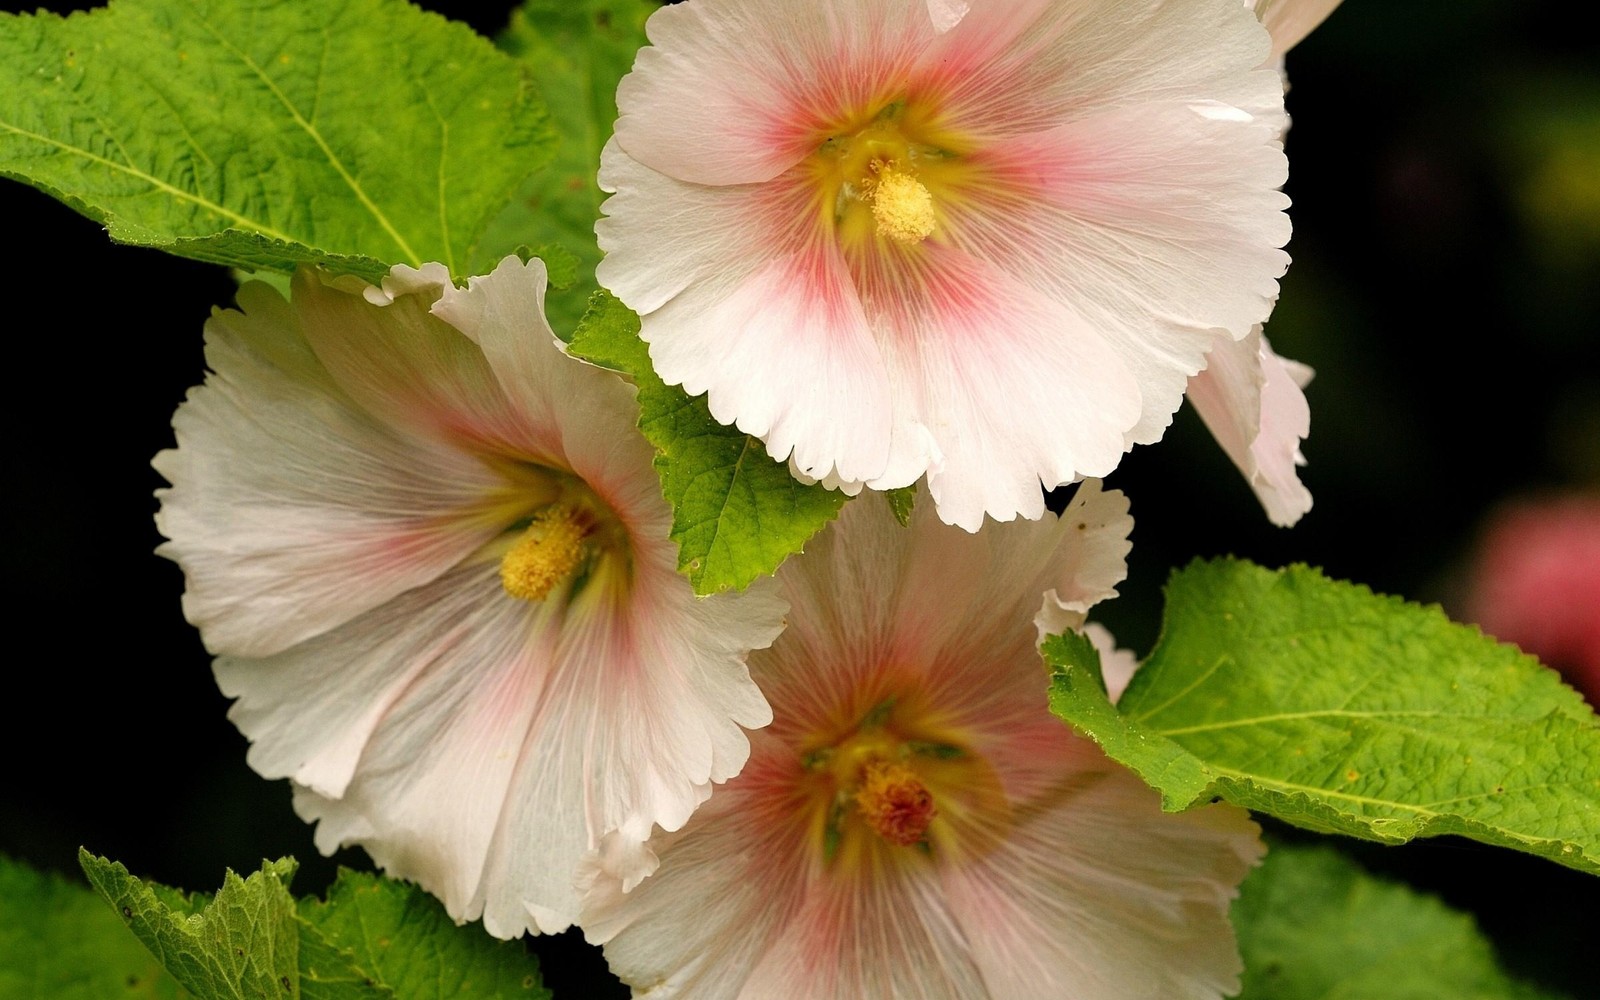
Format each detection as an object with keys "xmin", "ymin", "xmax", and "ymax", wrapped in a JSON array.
[
  {"xmin": 80, "ymin": 851, "xmax": 305, "ymax": 1000},
  {"xmin": 885, "ymin": 486, "xmax": 916, "ymax": 527},
  {"xmin": 568, "ymin": 291, "xmax": 847, "ymax": 593},
  {"xmin": 485, "ymin": 0, "xmax": 655, "ymax": 333},
  {"xmin": 78, "ymin": 853, "xmax": 549, "ymax": 1000},
  {"xmin": 298, "ymin": 870, "xmax": 550, "ymax": 1000},
  {"xmin": 1045, "ymin": 559, "xmax": 1600, "ymax": 873},
  {"xmin": 1235, "ymin": 843, "xmax": 1558, "ymax": 999},
  {"xmin": 0, "ymin": 0, "xmax": 554, "ymax": 281},
  {"xmin": 0, "ymin": 854, "xmax": 190, "ymax": 999}
]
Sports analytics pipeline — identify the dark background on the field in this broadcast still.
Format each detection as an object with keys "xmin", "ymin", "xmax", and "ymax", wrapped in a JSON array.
[{"xmin": 2, "ymin": 1, "xmax": 1596, "ymax": 997}]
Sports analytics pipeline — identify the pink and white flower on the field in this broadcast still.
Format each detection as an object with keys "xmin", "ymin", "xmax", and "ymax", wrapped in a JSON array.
[
  {"xmin": 1183, "ymin": 0, "xmax": 1341, "ymax": 527},
  {"xmin": 597, "ymin": 0, "xmax": 1293, "ymax": 531},
  {"xmin": 154, "ymin": 256, "xmax": 786, "ymax": 937},
  {"xmin": 581, "ymin": 483, "xmax": 1263, "ymax": 999}
]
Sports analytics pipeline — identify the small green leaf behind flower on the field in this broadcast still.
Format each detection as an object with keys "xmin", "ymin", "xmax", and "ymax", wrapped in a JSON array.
[
  {"xmin": 488, "ymin": 0, "xmax": 657, "ymax": 334},
  {"xmin": 1234, "ymin": 843, "xmax": 1561, "ymax": 1000},
  {"xmin": 568, "ymin": 291, "xmax": 847, "ymax": 593},
  {"xmin": 1045, "ymin": 559, "xmax": 1600, "ymax": 874}
]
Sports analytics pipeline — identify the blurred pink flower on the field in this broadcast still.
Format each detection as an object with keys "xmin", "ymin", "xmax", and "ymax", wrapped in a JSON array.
[
  {"xmin": 1464, "ymin": 494, "xmax": 1600, "ymax": 703},
  {"xmin": 581, "ymin": 483, "xmax": 1263, "ymax": 999},
  {"xmin": 599, "ymin": 0, "xmax": 1292, "ymax": 531},
  {"xmin": 155, "ymin": 257, "xmax": 786, "ymax": 937}
]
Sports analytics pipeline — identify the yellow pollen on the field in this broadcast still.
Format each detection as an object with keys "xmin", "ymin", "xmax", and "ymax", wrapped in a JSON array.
[
  {"xmin": 869, "ymin": 168, "xmax": 936, "ymax": 246},
  {"xmin": 853, "ymin": 759, "xmax": 937, "ymax": 847},
  {"xmin": 500, "ymin": 505, "xmax": 588, "ymax": 602}
]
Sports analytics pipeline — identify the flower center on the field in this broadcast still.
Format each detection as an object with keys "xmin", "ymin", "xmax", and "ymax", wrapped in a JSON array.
[
  {"xmin": 853, "ymin": 758, "xmax": 937, "ymax": 846},
  {"xmin": 868, "ymin": 167, "xmax": 937, "ymax": 246},
  {"xmin": 811, "ymin": 99, "xmax": 968, "ymax": 250},
  {"xmin": 500, "ymin": 503, "xmax": 591, "ymax": 602}
]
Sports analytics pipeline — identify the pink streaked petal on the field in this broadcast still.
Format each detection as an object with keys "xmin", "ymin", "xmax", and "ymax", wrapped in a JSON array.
[
  {"xmin": 583, "ymin": 737, "xmax": 810, "ymax": 999},
  {"xmin": 615, "ymin": 0, "xmax": 937, "ymax": 186},
  {"xmin": 943, "ymin": 762, "xmax": 1261, "ymax": 1000},
  {"xmin": 753, "ymin": 483, "xmax": 1128, "ymax": 750},
  {"xmin": 284, "ymin": 562, "xmax": 563, "ymax": 921},
  {"xmin": 916, "ymin": 0, "xmax": 1278, "ymax": 141},
  {"xmin": 154, "ymin": 287, "xmax": 509, "ymax": 658},
  {"xmin": 1187, "ymin": 329, "xmax": 1313, "ymax": 526},
  {"xmin": 864, "ymin": 244, "xmax": 1141, "ymax": 530},
  {"xmin": 739, "ymin": 867, "xmax": 987, "ymax": 998},
  {"xmin": 1253, "ymin": 0, "xmax": 1343, "ymax": 60},
  {"xmin": 951, "ymin": 99, "xmax": 1290, "ymax": 445},
  {"xmin": 431, "ymin": 255, "xmax": 666, "ymax": 518},
  {"xmin": 471, "ymin": 561, "xmax": 785, "ymax": 936},
  {"xmin": 600, "ymin": 143, "xmax": 922, "ymax": 487},
  {"xmin": 214, "ymin": 563, "xmax": 533, "ymax": 802},
  {"xmin": 290, "ymin": 268, "xmax": 540, "ymax": 460}
]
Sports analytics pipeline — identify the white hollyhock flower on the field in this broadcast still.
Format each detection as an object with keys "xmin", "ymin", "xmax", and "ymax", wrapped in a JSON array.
[
  {"xmin": 154, "ymin": 256, "xmax": 786, "ymax": 938},
  {"xmin": 581, "ymin": 483, "xmax": 1263, "ymax": 999},
  {"xmin": 597, "ymin": 0, "xmax": 1292, "ymax": 531}
]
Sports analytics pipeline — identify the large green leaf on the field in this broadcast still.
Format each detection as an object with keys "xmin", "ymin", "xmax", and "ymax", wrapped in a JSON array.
[
  {"xmin": 1045, "ymin": 559, "xmax": 1600, "ymax": 873},
  {"xmin": 1235, "ymin": 844, "xmax": 1557, "ymax": 999},
  {"xmin": 0, "ymin": 854, "xmax": 190, "ymax": 999},
  {"xmin": 568, "ymin": 291, "xmax": 846, "ymax": 593},
  {"xmin": 0, "ymin": 0, "xmax": 554, "ymax": 282},
  {"xmin": 78, "ymin": 852, "xmax": 548, "ymax": 1000},
  {"xmin": 487, "ymin": 0, "xmax": 654, "ymax": 333}
]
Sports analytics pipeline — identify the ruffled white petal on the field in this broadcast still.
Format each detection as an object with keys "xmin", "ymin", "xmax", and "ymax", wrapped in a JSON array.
[
  {"xmin": 951, "ymin": 95, "xmax": 1290, "ymax": 449},
  {"xmin": 871, "ymin": 246, "xmax": 1143, "ymax": 531},
  {"xmin": 1187, "ymin": 329, "xmax": 1313, "ymax": 526},
  {"xmin": 155, "ymin": 282, "xmax": 509, "ymax": 658}
]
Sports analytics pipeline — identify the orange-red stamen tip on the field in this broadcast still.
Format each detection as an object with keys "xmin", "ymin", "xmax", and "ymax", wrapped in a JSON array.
[{"xmin": 854, "ymin": 759, "xmax": 936, "ymax": 847}]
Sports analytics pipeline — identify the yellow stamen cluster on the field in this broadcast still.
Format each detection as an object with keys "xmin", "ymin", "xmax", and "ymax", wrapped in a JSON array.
[
  {"xmin": 500, "ymin": 505, "xmax": 588, "ymax": 602},
  {"xmin": 869, "ymin": 167, "xmax": 937, "ymax": 246}
]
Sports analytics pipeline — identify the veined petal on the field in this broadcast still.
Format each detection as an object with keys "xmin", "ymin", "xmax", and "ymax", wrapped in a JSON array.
[
  {"xmin": 290, "ymin": 266, "xmax": 552, "ymax": 464},
  {"xmin": 916, "ymin": 0, "xmax": 1280, "ymax": 140},
  {"xmin": 1187, "ymin": 329, "xmax": 1313, "ymax": 526},
  {"xmin": 862, "ymin": 246, "xmax": 1142, "ymax": 529},
  {"xmin": 615, "ymin": 0, "xmax": 938, "ymax": 186},
  {"xmin": 950, "ymin": 98, "xmax": 1290, "ymax": 447},
  {"xmin": 155, "ymin": 285, "xmax": 509, "ymax": 658},
  {"xmin": 214, "ymin": 563, "xmax": 535, "ymax": 803},
  {"xmin": 942, "ymin": 755, "xmax": 1262, "ymax": 1000},
  {"xmin": 286, "ymin": 563, "xmax": 562, "ymax": 920},
  {"xmin": 471, "ymin": 563, "xmax": 784, "ymax": 935},
  {"xmin": 599, "ymin": 143, "xmax": 923, "ymax": 487}
]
